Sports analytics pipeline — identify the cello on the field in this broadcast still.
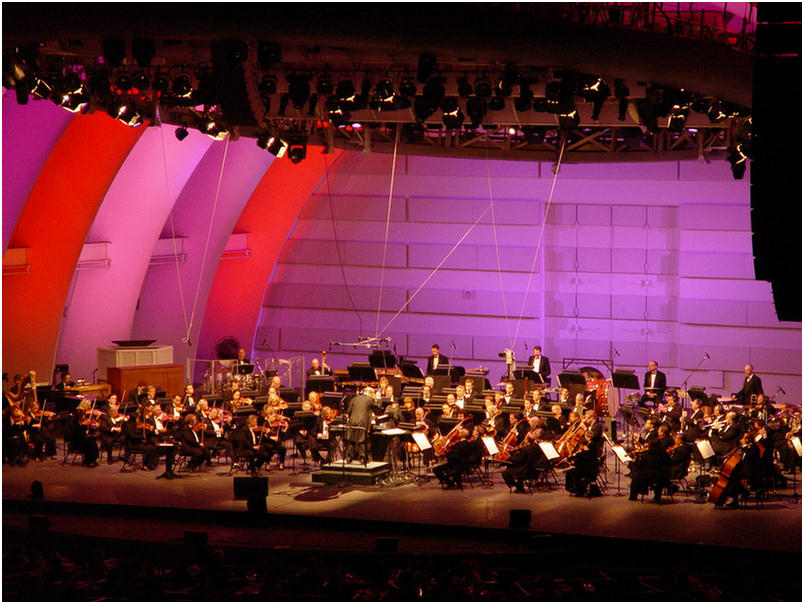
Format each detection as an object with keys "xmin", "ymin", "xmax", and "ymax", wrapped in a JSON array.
[{"xmin": 708, "ymin": 447, "xmax": 744, "ymax": 506}]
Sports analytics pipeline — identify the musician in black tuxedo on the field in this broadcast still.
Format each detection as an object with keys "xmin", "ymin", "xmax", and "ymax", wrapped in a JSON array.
[
  {"xmin": 526, "ymin": 346, "xmax": 551, "ymax": 384},
  {"xmin": 640, "ymin": 361, "xmax": 666, "ymax": 407},
  {"xmin": 306, "ymin": 354, "xmax": 332, "ymax": 377},
  {"xmin": 501, "ymin": 432, "xmax": 545, "ymax": 493},
  {"xmin": 53, "ymin": 372, "xmax": 76, "ymax": 391},
  {"xmin": 346, "ymin": 387, "xmax": 382, "ymax": 463},
  {"xmin": 732, "ymin": 364, "xmax": 763, "ymax": 405},
  {"xmin": 177, "ymin": 414, "xmax": 211, "ymax": 470},
  {"xmin": 426, "ymin": 344, "xmax": 448, "ymax": 375}
]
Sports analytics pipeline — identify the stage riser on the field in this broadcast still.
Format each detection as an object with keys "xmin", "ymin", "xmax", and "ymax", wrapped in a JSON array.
[{"xmin": 312, "ymin": 461, "xmax": 391, "ymax": 485}]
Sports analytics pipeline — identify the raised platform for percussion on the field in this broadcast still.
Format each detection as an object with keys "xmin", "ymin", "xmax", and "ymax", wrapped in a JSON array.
[{"xmin": 311, "ymin": 461, "xmax": 391, "ymax": 486}]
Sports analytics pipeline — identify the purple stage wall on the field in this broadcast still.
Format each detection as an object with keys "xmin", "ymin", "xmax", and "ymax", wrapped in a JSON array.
[{"xmin": 255, "ymin": 151, "xmax": 802, "ymax": 400}]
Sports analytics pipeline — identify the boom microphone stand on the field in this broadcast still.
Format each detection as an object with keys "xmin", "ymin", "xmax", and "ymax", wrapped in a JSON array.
[{"xmin": 679, "ymin": 353, "xmax": 710, "ymax": 409}]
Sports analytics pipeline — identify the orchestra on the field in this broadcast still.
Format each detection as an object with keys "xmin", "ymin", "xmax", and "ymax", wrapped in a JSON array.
[{"xmin": 1, "ymin": 351, "xmax": 799, "ymax": 512}]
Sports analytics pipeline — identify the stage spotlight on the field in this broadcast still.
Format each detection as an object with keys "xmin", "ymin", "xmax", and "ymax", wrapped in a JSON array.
[
  {"xmin": 488, "ymin": 96, "xmax": 505, "ymax": 111},
  {"xmin": 727, "ymin": 143, "xmax": 750, "ymax": 179},
  {"xmin": 457, "ymin": 76, "xmax": 472, "ymax": 98},
  {"xmin": 422, "ymin": 78, "xmax": 445, "ymax": 108},
  {"xmin": 372, "ymin": 78, "xmax": 395, "ymax": 109},
  {"xmin": 466, "ymin": 97, "xmax": 486, "ymax": 128},
  {"xmin": 558, "ymin": 107, "xmax": 580, "ymax": 129},
  {"xmin": 474, "ymin": 76, "xmax": 492, "ymax": 99},
  {"xmin": 581, "ymin": 77, "xmax": 610, "ymax": 121},
  {"xmin": 399, "ymin": 76, "xmax": 416, "ymax": 97},
  {"xmin": 315, "ymin": 73, "xmax": 333, "ymax": 95},
  {"xmin": 287, "ymin": 143, "xmax": 307, "ymax": 163},
  {"xmin": 59, "ymin": 82, "xmax": 89, "ymax": 113},
  {"xmin": 30, "ymin": 75, "xmax": 53, "ymax": 100},
  {"xmin": 102, "ymin": 38, "xmax": 126, "ymax": 69},
  {"xmin": 266, "ymin": 136, "xmax": 288, "ymax": 157},
  {"xmin": 441, "ymin": 97, "xmax": 464, "ymax": 129},
  {"xmin": 200, "ymin": 116, "xmax": 229, "ymax": 141},
  {"xmin": 115, "ymin": 71, "xmax": 132, "ymax": 92},
  {"xmin": 258, "ymin": 74, "xmax": 277, "ymax": 98},
  {"xmin": 666, "ymin": 104, "xmax": 687, "ymax": 132},
  {"xmin": 2, "ymin": 53, "xmax": 25, "ymax": 89},
  {"xmin": 132, "ymin": 38, "xmax": 155, "ymax": 68},
  {"xmin": 328, "ymin": 105, "xmax": 350, "ymax": 127},
  {"xmin": 416, "ymin": 53, "xmax": 437, "ymax": 83},
  {"xmin": 175, "ymin": 126, "xmax": 189, "ymax": 141},
  {"xmin": 413, "ymin": 96, "xmax": 436, "ymax": 123},
  {"xmin": 513, "ymin": 83, "xmax": 533, "ymax": 112},
  {"xmin": 173, "ymin": 74, "xmax": 193, "ymax": 100},
  {"xmin": 707, "ymin": 101, "xmax": 726, "ymax": 123},
  {"xmin": 336, "ymin": 79, "xmax": 357, "ymax": 108},
  {"xmin": 495, "ymin": 64, "xmax": 518, "ymax": 97},
  {"xmin": 257, "ymin": 42, "xmax": 282, "ymax": 70},
  {"xmin": 117, "ymin": 104, "xmax": 143, "ymax": 127},
  {"xmin": 152, "ymin": 72, "xmax": 171, "ymax": 94},
  {"xmin": 287, "ymin": 73, "xmax": 310, "ymax": 110},
  {"xmin": 131, "ymin": 70, "xmax": 149, "ymax": 91},
  {"xmin": 507, "ymin": 126, "xmax": 517, "ymax": 135}
]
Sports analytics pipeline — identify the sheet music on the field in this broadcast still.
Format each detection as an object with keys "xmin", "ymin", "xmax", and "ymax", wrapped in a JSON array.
[
  {"xmin": 791, "ymin": 436, "xmax": 802, "ymax": 457},
  {"xmin": 696, "ymin": 439, "xmax": 715, "ymax": 459},
  {"xmin": 481, "ymin": 436, "xmax": 499, "ymax": 455},
  {"xmin": 539, "ymin": 441, "xmax": 560, "ymax": 461},
  {"xmin": 380, "ymin": 428, "xmax": 407, "ymax": 436},
  {"xmin": 411, "ymin": 431, "xmax": 432, "ymax": 450},
  {"xmin": 611, "ymin": 445, "xmax": 632, "ymax": 464}
]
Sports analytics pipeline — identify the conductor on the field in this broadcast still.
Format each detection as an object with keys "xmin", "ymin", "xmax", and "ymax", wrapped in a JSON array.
[{"xmin": 346, "ymin": 387, "xmax": 382, "ymax": 464}]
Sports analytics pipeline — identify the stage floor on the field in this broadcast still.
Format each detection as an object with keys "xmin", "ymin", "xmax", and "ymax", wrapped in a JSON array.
[{"xmin": 3, "ymin": 454, "xmax": 801, "ymax": 554}]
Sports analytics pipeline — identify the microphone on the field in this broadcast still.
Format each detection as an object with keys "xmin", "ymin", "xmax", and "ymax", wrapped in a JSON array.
[
  {"xmin": 778, "ymin": 386, "xmax": 786, "ymax": 395},
  {"xmin": 704, "ymin": 352, "xmax": 710, "ymax": 360}
]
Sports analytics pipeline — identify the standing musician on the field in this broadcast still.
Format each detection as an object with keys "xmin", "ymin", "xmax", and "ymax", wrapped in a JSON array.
[
  {"xmin": 99, "ymin": 401, "xmax": 127, "ymax": 464},
  {"xmin": 345, "ymin": 387, "xmax": 382, "ymax": 464},
  {"xmin": 731, "ymin": 364, "xmax": 763, "ymax": 405},
  {"xmin": 640, "ymin": 360, "xmax": 666, "ymax": 407},
  {"xmin": 307, "ymin": 353, "xmax": 332, "ymax": 377},
  {"xmin": 527, "ymin": 345, "xmax": 551, "ymax": 385},
  {"xmin": 433, "ymin": 425, "xmax": 485, "ymax": 489},
  {"xmin": 426, "ymin": 344, "xmax": 448, "ymax": 375},
  {"xmin": 231, "ymin": 414, "xmax": 271, "ymax": 475},
  {"xmin": 181, "ymin": 384, "xmax": 197, "ymax": 411},
  {"xmin": 177, "ymin": 414, "xmax": 211, "ymax": 471}
]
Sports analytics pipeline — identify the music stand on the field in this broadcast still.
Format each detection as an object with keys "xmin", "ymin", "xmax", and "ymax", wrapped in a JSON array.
[
  {"xmin": 514, "ymin": 368, "xmax": 541, "ymax": 383},
  {"xmin": 348, "ymin": 363, "xmax": 377, "ymax": 382},
  {"xmin": 368, "ymin": 350, "xmax": 396, "ymax": 370},
  {"xmin": 612, "ymin": 370, "xmax": 640, "ymax": 438},
  {"xmin": 558, "ymin": 371, "xmax": 586, "ymax": 402},
  {"xmin": 306, "ymin": 375, "xmax": 334, "ymax": 395},
  {"xmin": 235, "ymin": 364, "xmax": 254, "ymax": 375}
]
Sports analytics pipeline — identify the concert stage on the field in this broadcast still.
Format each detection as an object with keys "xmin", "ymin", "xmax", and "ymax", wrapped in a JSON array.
[{"xmin": 3, "ymin": 455, "xmax": 800, "ymax": 555}]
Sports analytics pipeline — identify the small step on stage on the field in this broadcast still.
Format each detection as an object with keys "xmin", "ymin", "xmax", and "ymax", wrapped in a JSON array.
[{"xmin": 312, "ymin": 461, "xmax": 391, "ymax": 485}]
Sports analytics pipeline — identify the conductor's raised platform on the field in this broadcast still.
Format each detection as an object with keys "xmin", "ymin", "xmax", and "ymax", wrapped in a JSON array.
[{"xmin": 311, "ymin": 460, "xmax": 391, "ymax": 485}]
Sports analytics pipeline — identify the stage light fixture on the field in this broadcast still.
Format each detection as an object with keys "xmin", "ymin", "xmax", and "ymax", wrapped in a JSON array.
[
  {"xmin": 422, "ymin": 78, "xmax": 445, "ymax": 107},
  {"xmin": 200, "ymin": 116, "xmax": 229, "ymax": 141},
  {"xmin": 558, "ymin": 107, "xmax": 580, "ymax": 129},
  {"xmin": 336, "ymin": 78, "xmax": 357, "ymax": 108},
  {"xmin": 507, "ymin": 126, "xmax": 517, "ymax": 135},
  {"xmin": 328, "ymin": 105, "xmax": 350, "ymax": 127},
  {"xmin": 474, "ymin": 76, "xmax": 492, "ymax": 99},
  {"xmin": 374, "ymin": 79, "xmax": 395, "ymax": 103},
  {"xmin": 307, "ymin": 92, "xmax": 319, "ymax": 116},
  {"xmin": 399, "ymin": 77, "xmax": 416, "ymax": 97},
  {"xmin": 441, "ymin": 97, "xmax": 464, "ymax": 129},
  {"xmin": 495, "ymin": 64, "xmax": 518, "ymax": 97},
  {"xmin": 287, "ymin": 73, "xmax": 310, "ymax": 110},
  {"xmin": 175, "ymin": 126, "xmax": 189, "ymax": 141},
  {"xmin": 60, "ymin": 89, "xmax": 89, "ymax": 113},
  {"xmin": 266, "ymin": 136, "xmax": 288, "ymax": 157},
  {"xmin": 488, "ymin": 96, "xmax": 505, "ymax": 111},
  {"xmin": 172, "ymin": 75, "xmax": 193, "ymax": 98},
  {"xmin": 727, "ymin": 143, "xmax": 750, "ymax": 179},
  {"xmin": 466, "ymin": 96, "xmax": 486, "ymax": 128},
  {"xmin": 287, "ymin": 143, "xmax": 307, "ymax": 164},
  {"xmin": 2, "ymin": 53, "xmax": 25, "ymax": 89},
  {"xmin": 457, "ymin": 76, "xmax": 472, "ymax": 98},
  {"xmin": 30, "ymin": 76, "xmax": 53, "ymax": 100},
  {"xmin": 416, "ymin": 53, "xmax": 437, "ymax": 83},
  {"xmin": 152, "ymin": 72, "xmax": 171, "ymax": 94},
  {"xmin": 116, "ymin": 103, "xmax": 144, "ymax": 127},
  {"xmin": 581, "ymin": 77, "xmax": 610, "ymax": 121},
  {"xmin": 257, "ymin": 42, "xmax": 282, "ymax": 70},
  {"xmin": 413, "ymin": 96, "xmax": 436, "ymax": 123},
  {"xmin": 707, "ymin": 101, "xmax": 726, "ymax": 123},
  {"xmin": 258, "ymin": 74, "xmax": 277, "ymax": 98},
  {"xmin": 315, "ymin": 73, "xmax": 333, "ymax": 95},
  {"xmin": 131, "ymin": 70, "xmax": 149, "ymax": 91},
  {"xmin": 114, "ymin": 71, "xmax": 133, "ymax": 92},
  {"xmin": 666, "ymin": 104, "xmax": 687, "ymax": 132},
  {"xmin": 513, "ymin": 83, "xmax": 533, "ymax": 112}
]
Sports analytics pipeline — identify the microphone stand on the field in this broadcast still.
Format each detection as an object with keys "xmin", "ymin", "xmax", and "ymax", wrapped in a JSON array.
[
  {"xmin": 680, "ymin": 354, "xmax": 709, "ymax": 410},
  {"xmin": 448, "ymin": 342, "xmax": 455, "ymax": 386}
]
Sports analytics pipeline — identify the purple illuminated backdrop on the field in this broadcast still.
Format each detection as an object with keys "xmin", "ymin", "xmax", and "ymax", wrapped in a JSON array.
[{"xmin": 255, "ymin": 151, "xmax": 802, "ymax": 401}]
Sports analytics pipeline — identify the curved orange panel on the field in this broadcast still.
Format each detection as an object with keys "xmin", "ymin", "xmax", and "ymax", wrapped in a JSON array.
[
  {"xmin": 3, "ymin": 112, "xmax": 146, "ymax": 379},
  {"xmin": 197, "ymin": 148, "xmax": 342, "ymax": 358}
]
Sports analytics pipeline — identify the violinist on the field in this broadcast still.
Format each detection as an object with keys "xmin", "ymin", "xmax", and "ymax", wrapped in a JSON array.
[
  {"xmin": 5, "ymin": 406, "xmax": 30, "ymax": 465},
  {"xmin": 306, "ymin": 390, "xmax": 322, "ymax": 414},
  {"xmin": 123, "ymin": 406, "xmax": 159, "ymax": 470},
  {"xmin": 203, "ymin": 407, "xmax": 234, "ymax": 462},
  {"xmin": 143, "ymin": 385, "xmax": 158, "ymax": 409},
  {"xmin": 72, "ymin": 407, "xmax": 100, "ymax": 467},
  {"xmin": 259, "ymin": 406, "xmax": 288, "ymax": 470},
  {"xmin": 231, "ymin": 414, "xmax": 270, "ymax": 475},
  {"xmin": 177, "ymin": 414, "xmax": 211, "ymax": 471},
  {"xmin": 310, "ymin": 406, "xmax": 337, "ymax": 464},
  {"xmin": 99, "ymin": 400, "xmax": 127, "ymax": 464},
  {"xmin": 230, "ymin": 388, "xmax": 255, "ymax": 411},
  {"xmin": 26, "ymin": 401, "xmax": 57, "ymax": 460},
  {"xmin": 668, "ymin": 432, "xmax": 692, "ymax": 481},
  {"xmin": 502, "ymin": 431, "xmax": 543, "ymax": 493},
  {"xmin": 628, "ymin": 425, "xmax": 671, "ymax": 502},
  {"xmin": 482, "ymin": 398, "xmax": 506, "ymax": 441},
  {"xmin": 433, "ymin": 426, "xmax": 485, "ymax": 489},
  {"xmin": 165, "ymin": 394, "xmax": 186, "ymax": 422}
]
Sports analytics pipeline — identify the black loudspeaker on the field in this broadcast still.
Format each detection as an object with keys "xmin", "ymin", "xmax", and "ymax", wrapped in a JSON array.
[
  {"xmin": 603, "ymin": 418, "xmax": 617, "ymax": 443},
  {"xmin": 233, "ymin": 476, "xmax": 268, "ymax": 499},
  {"xmin": 509, "ymin": 509, "xmax": 532, "ymax": 529}
]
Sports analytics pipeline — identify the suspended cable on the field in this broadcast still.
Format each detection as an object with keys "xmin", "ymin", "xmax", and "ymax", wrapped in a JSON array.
[
  {"xmin": 378, "ymin": 206, "xmax": 490, "ymax": 337},
  {"xmin": 158, "ymin": 123, "xmax": 191, "ymax": 343},
  {"xmin": 323, "ymin": 150, "xmax": 364, "ymax": 335},
  {"xmin": 185, "ymin": 137, "xmax": 230, "ymax": 344},
  {"xmin": 374, "ymin": 125, "xmax": 401, "ymax": 337},
  {"xmin": 485, "ymin": 148, "xmax": 513, "ymax": 349},
  {"xmin": 511, "ymin": 133, "xmax": 568, "ymax": 348}
]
